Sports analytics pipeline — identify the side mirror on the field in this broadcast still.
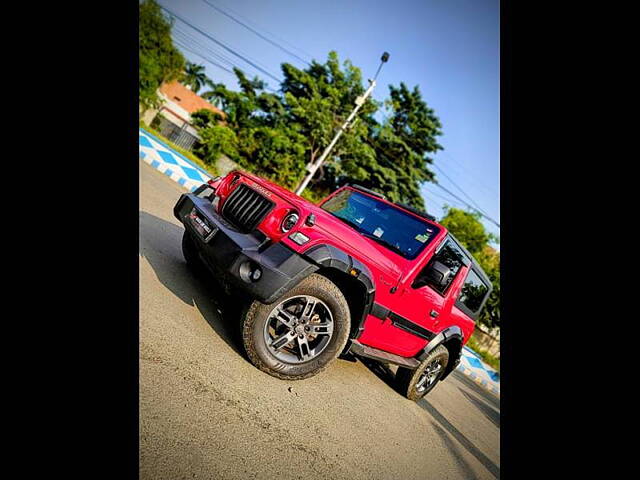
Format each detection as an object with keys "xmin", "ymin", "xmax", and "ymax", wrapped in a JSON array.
[{"xmin": 414, "ymin": 260, "xmax": 452, "ymax": 290}]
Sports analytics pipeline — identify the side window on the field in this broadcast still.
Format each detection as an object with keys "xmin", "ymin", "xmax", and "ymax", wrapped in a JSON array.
[
  {"xmin": 413, "ymin": 239, "xmax": 465, "ymax": 294},
  {"xmin": 457, "ymin": 269, "xmax": 490, "ymax": 314}
]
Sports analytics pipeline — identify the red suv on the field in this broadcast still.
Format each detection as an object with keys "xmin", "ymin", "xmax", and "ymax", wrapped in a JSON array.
[{"xmin": 174, "ymin": 170, "xmax": 493, "ymax": 400}]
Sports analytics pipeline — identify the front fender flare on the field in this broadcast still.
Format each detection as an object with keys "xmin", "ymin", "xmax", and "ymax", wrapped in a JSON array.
[
  {"xmin": 302, "ymin": 244, "xmax": 375, "ymax": 293},
  {"xmin": 301, "ymin": 244, "xmax": 376, "ymax": 337}
]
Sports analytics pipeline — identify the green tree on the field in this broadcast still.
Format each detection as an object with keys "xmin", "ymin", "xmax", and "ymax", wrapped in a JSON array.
[
  {"xmin": 190, "ymin": 109, "xmax": 238, "ymax": 165},
  {"xmin": 139, "ymin": 0, "xmax": 185, "ymax": 110},
  {"xmin": 280, "ymin": 52, "xmax": 378, "ymax": 189},
  {"xmin": 440, "ymin": 207, "xmax": 500, "ymax": 329},
  {"xmin": 197, "ymin": 54, "xmax": 378, "ymax": 191},
  {"xmin": 439, "ymin": 207, "xmax": 497, "ymax": 254},
  {"xmin": 365, "ymin": 84, "xmax": 443, "ymax": 209},
  {"xmin": 475, "ymin": 246, "xmax": 500, "ymax": 329},
  {"xmin": 181, "ymin": 62, "xmax": 210, "ymax": 93},
  {"xmin": 318, "ymin": 83, "xmax": 443, "ymax": 210},
  {"xmin": 194, "ymin": 52, "xmax": 445, "ymax": 206}
]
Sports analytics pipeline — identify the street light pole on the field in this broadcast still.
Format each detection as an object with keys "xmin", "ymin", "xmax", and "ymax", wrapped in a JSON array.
[{"xmin": 294, "ymin": 52, "xmax": 390, "ymax": 196}]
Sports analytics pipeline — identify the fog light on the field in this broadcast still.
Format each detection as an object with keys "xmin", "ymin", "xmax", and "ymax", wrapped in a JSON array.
[
  {"xmin": 239, "ymin": 261, "xmax": 262, "ymax": 283},
  {"xmin": 252, "ymin": 268, "xmax": 262, "ymax": 281}
]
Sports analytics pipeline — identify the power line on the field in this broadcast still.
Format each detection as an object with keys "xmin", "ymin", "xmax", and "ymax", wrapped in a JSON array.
[
  {"xmin": 432, "ymin": 163, "xmax": 497, "ymax": 221},
  {"xmin": 364, "ymin": 137, "xmax": 498, "ymax": 228},
  {"xmin": 423, "ymin": 186, "xmax": 464, "ymax": 208},
  {"xmin": 423, "ymin": 196, "xmax": 451, "ymax": 214},
  {"xmin": 439, "ymin": 149, "xmax": 500, "ymax": 198},
  {"xmin": 173, "ymin": 26, "xmax": 237, "ymax": 68},
  {"xmin": 173, "ymin": 34, "xmax": 234, "ymax": 71},
  {"xmin": 173, "ymin": 26, "xmax": 280, "ymax": 94},
  {"xmin": 200, "ymin": 0, "xmax": 311, "ymax": 66},
  {"xmin": 173, "ymin": 39, "xmax": 235, "ymax": 75},
  {"xmin": 433, "ymin": 182, "xmax": 500, "ymax": 228},
  {"xmin": 161, "ymin": 5, "xmax": 283, "ymax": 85},
  {"xmin": 208, "ymin": 0, "xmax": 316, "ymax": 61},
  {"xmin": 173, "ymin": 37, "xmax": 279, "ymax": 94}
]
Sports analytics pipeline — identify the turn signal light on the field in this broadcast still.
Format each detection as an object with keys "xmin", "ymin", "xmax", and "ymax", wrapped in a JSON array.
[{"xmin": 289, "ymin": 232, "xmax": 309, "ymax": 245}]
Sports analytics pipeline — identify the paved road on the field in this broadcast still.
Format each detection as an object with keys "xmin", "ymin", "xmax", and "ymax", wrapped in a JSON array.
[{"xmin": 139, "ymin": 160, "xmax": 500, "ymax": 480}]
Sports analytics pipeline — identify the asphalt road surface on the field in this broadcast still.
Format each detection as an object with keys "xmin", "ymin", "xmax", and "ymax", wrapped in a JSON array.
[{"xmin": 139, "ymin": 160, "xmax": 500, "ymax": 480}]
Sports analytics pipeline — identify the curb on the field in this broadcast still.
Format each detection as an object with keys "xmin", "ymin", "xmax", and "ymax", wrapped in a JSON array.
[
  {"xmin": 456, "ymin": 346, "xmax": 500, "ymax": 397},
  {"xmin": 456, "ymin": 364, "xmax": 500, "ymax": 397}
]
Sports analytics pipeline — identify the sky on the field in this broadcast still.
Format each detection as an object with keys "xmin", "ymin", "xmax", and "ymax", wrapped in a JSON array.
[{"xmin": 157, "ymin": 0, "xmax": 500, "ymax": 246}]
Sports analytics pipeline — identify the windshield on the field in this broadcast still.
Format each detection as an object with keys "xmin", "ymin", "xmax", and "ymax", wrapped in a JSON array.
[{"xmin": 321, "ymin": 189, "xmax": 441, "ymax": 259}]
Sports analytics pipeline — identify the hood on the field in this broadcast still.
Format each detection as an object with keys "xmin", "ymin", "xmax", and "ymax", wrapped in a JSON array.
[
  {"xmin": 303, "ymin": 204, "xmax": 406, "ymax": 279},
  {"xmin": 229, "ymin": 171, "xmax": 405, "ymax": 279}
]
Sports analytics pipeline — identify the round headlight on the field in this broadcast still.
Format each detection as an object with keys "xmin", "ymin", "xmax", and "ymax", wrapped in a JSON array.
[{"xmin": 281, "ymin": 212, "xmax": 299, "ymax": 232}]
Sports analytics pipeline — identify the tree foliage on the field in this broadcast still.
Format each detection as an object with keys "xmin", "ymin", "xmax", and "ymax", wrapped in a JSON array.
[
  {"xmin": 139, "ymin": 0, "xmax": 185, "ymax": 110},
  {"xmin": 439, "ymin": 207, "xmax": 500, "ymax": 329},
  {"xmin": 196, "ymin": 52, "xmax": 444, "ymax": 206},
  {"xmin": 181, "ymin": 62, "xmax": 211, "ymax": 93},
  {"xmin": 331, "ymin": 83, "xmax": 443, "ymax": 209}
]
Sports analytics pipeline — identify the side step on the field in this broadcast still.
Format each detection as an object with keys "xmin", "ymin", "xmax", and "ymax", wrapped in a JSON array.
[{"xmin": 349, "ymin": 340, "xmax": 421, "ymax": 370}]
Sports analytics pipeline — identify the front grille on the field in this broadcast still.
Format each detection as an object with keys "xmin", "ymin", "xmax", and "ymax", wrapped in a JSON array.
[{"xmin": 221, "ymin": 183, "xmax": 275, "ymax": 232}]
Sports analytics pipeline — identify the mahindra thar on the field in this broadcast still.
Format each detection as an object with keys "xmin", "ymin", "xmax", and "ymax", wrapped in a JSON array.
[{"xmin": 174, "ymin": 170, "xmax": 493, "ymax": 400}]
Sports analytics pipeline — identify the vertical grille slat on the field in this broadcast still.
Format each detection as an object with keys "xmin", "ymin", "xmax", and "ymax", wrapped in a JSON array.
[
  {"xmin": 221, "ymin": 183, "xmax": 275, "ymax": 232},
  {"xmin": 237, "ymin": 196, "xmax": 261, "ymax": 225},
  {"xmin": 246, "ymin": 202, "xmax": 270, "ymax": 228},
  {"xmin": 230, "ymin": 188, "xmax": 251, "ymax": 217}
]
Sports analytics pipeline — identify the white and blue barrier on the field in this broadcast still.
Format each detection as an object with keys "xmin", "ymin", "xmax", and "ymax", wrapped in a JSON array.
[
  {"xmin": 139, "ymin": 127, "xmax": 212, "ymax": 192},
  {"xmin": 458, "ymin": 346, "xmax": 500, "ymax": 396}
]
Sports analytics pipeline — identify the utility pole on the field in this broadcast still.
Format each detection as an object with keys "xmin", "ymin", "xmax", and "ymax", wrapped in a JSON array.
[{"xmin": 294, "ymin": 52, "xmax": 390, "ymax": 196}]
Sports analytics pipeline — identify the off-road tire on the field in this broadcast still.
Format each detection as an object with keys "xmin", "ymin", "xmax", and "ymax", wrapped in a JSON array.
[
  {"xmin": 242, "ymin": 273, "xmax": 351, "ymax": 380},
  {"xmin": 396, "ymin": 345, "xmax": 449, "ymax": 401}
]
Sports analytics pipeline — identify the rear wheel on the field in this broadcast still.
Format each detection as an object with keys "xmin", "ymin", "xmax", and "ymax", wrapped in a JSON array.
[
  {"xmin": 396, "ymin": 345, "xmax": 449, "ymax": 401},
  {"xmin": 242, "ymin": 274, "xmax": 350, "ymax": 380}
]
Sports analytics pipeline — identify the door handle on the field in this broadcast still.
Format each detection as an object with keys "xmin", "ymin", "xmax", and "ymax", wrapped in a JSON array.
[{"xmin": 430, "ymin": 310, "xmax": 439, "ymax": 318}]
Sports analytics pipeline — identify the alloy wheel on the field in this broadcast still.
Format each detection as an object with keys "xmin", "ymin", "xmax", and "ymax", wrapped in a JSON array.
[
  {"xmin": 263, "ymin": 295, "xmax": 334, "ymax": 363},
  {"xmin": 415, "ymin": 359, "xmax": 443, "ymax": 393}
]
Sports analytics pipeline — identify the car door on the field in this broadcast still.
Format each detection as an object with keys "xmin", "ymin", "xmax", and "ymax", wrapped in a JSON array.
[{"xmin": 386, "ymin": 237, "xmax": 469, "ymax": 356}]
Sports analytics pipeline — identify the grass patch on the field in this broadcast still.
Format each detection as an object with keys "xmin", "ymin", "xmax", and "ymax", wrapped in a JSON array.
[
  {"xmin": 139, "ymin": 120, "xmax": 218, "ymax": 177},
  {"xmin": 466, "ymin": 336, "xmax": 500, "ymax": 372}
]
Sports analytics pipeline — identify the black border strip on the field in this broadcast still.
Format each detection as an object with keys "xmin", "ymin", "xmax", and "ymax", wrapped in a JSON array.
[{"xmin": 370, "ymin": 302, "xmax": 436, "ymax": 341}]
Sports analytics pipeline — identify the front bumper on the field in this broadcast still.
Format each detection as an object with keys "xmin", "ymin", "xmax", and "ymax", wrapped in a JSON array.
[{"xmin": 174, "ymin": 192, "xmax": 318, "ymax": 304}]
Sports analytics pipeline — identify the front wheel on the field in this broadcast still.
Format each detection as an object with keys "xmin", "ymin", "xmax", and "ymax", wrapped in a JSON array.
[
  {"xmin": 241, "ymin": 274, "xmax": 351, "ymax": 380},
  {"xmin": 396, "ymin": 345, "xmax": 449, "ymax": 401}
]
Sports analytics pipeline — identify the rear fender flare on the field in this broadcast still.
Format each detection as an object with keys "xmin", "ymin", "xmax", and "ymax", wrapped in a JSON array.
[{"xmin": 417, "ymin": 326, "xmax": 464, "ymax": 381}]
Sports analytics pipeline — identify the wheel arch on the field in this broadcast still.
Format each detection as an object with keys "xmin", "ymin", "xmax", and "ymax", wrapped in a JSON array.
[
  {"xmin": 418, "ymin": 326, "xmax": 464, "ymax": 381},
  {"xmin": 301, "ymin": 244, "xmax": 375, "ymax": 339}
]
